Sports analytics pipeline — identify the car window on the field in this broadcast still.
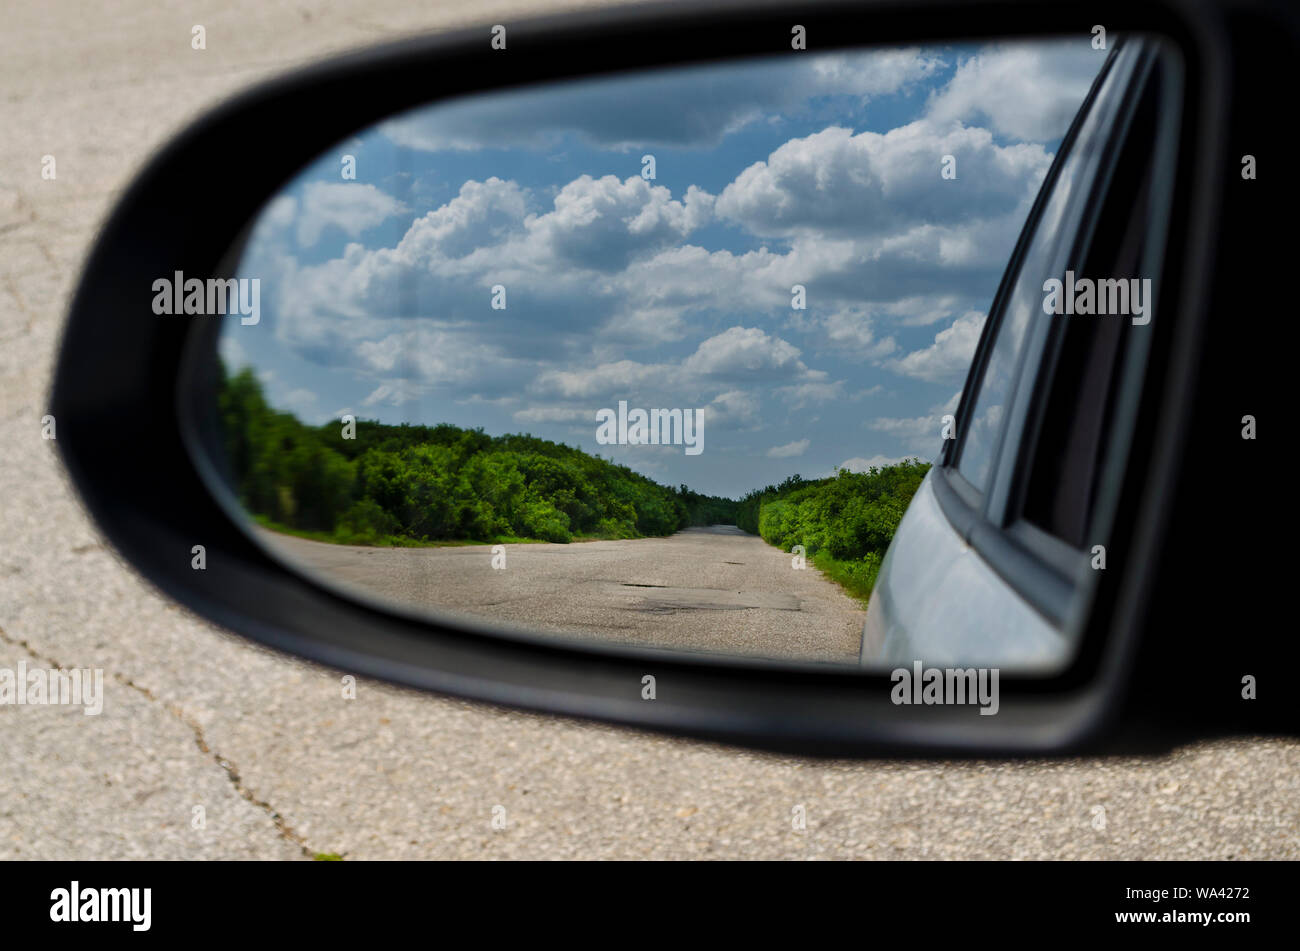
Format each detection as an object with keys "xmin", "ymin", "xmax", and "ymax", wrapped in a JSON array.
[
  {"xmin": 955, "ymin": 53, "xmax": 1123, "ymax": 493},
  {"xmin": 1018, "ymin": 57, "xmax": 1161, "ymax": 548}
]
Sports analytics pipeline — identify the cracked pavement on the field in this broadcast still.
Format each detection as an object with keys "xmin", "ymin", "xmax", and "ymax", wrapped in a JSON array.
[
  {"xmin": 2, "ymin": 0, "xmax": 1298, "ymax": 860},
  {"xmin": 257, "ymin": 526, "xmax": 865, "ymax": 662}
]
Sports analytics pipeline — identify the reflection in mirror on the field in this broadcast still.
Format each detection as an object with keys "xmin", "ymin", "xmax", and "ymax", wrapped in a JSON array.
[{"xmin": 206, "ymin": 38, "xmax": 1112, "ymax": 670}]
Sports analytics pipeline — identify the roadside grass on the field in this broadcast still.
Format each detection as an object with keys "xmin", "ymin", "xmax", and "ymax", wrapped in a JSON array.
[
  {"xmin": 250, "ymin": 514, "xmax": 639, "ymax": 548},
  {"xmin": 810, "ymin": 549, "xmax": 881, "ymax": 606}
]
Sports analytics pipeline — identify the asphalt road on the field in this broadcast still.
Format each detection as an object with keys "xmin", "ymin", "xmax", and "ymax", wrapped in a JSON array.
[
  {"xmin": 1, "ymin": 0, "xmax": 1297, "ymax": 861},
  {"xmin": 258, "ymin": 526, "xmax": 865, "ymax": 663}
]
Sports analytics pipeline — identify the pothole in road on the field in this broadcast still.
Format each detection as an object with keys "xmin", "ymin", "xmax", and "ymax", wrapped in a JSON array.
[{"xmin": 615, "ymin": 583, "xmax": 802, "ymax": 612}]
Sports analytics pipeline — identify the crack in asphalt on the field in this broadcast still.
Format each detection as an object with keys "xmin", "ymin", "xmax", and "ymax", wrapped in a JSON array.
[{"xmin": 0, "ymin": 621, "xmax": 324, "ymax": 860}]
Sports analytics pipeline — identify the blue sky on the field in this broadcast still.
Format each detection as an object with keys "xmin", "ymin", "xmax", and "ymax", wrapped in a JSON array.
[{"xmin": 222, "ymin": 39, "xmax": 1104, "ymax": 498}]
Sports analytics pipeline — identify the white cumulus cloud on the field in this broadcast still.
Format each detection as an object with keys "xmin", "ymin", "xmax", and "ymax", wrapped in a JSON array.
[{"xmin": 296, "ymin": 183, "xmax": 408, "ymax": 248}]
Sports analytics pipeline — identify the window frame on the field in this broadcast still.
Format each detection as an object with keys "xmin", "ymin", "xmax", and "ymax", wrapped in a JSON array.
[
  {"xmin": 941, "ymin": 46, "xmax": 1120, "ymax": 491},
  {"xmin": 1005, "ymin": 52, "xmax": 1169, "ymax": 557},
  {"xmin": 934, "ymin": 38, "xmax": 1179, "ymax": 628}
]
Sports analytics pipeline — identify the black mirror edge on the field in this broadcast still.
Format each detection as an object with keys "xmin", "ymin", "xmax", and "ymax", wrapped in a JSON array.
[{"xmin": 49, "ymin": 0, "xmax": 1247, "ymax": 757}]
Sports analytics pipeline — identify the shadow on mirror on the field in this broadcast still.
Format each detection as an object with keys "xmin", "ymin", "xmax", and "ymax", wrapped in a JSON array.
[{"xmin": 197, "ymin": 36, "xmax": 1147, "ymax": 672}]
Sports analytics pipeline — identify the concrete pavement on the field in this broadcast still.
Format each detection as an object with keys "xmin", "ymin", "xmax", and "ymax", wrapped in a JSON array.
[{"xmin": 258, "ymin": 525, "xmax": 865, "ymax": 662}]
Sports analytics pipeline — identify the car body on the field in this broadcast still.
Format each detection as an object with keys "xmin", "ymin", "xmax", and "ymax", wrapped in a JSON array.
[{"xmin": 865, "ymin": 39, "xmax": 1174, "ymax": 673}]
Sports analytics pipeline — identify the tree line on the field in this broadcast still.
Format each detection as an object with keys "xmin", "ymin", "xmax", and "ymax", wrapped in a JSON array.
[
  {"xmin": 217, "ymin": 366, "xmax": 738, "ymax": 545},
  {"xmin": 218, "ymin": 367, "xmax": 929, "ymax": 599}
]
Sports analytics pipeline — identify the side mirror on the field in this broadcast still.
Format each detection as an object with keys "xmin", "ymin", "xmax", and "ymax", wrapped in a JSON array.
[{"xmin": 51, "ymin": 0, "xmax": 1294, "ymax": 756}]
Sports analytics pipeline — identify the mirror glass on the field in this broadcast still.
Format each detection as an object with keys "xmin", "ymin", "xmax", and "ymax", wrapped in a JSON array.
[{"xmin": 204, "ymin": 37, "xmax": 1117, "ymax": 670}]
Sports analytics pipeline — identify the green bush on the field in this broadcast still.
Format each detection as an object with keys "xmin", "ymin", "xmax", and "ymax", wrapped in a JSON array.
[
  {"xmin": 335, "ymin": 499, "xmax": 399, "ymax": 544},
  {"xmin": 595, "ymin": 517, "xmax": 637, "ymax": 539},
  {"xmin": 743, "ymin": 461, "xmax": 928, "ymax": 600}
]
